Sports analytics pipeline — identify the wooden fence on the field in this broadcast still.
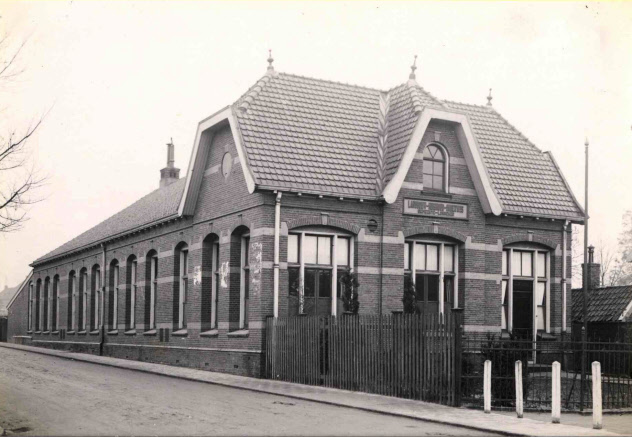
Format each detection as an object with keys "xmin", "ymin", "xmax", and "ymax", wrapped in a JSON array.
[{"xmin": 264, "ymin": 310, "xmax": 463, "ymax": 406}]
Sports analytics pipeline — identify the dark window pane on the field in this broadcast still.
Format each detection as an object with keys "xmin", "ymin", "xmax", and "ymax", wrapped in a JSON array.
[
  {"xmin": 444, "ymin": 276, "xmax": 453, "ymax": 304},
  {"xmin": 319, "ymin": 270, "xmax": 332, "ymax": 298},
  {"xmin": 304, "ymin": 269, "xmax": 316, "ymax": 297},
  {"xmin": 427, "ymin": 275, "xmax": 439, "ymax": 302},
  {"xmin": 415, "ymin": 274, "xmax": 425, "ymax": 301},
  {"xmin": 288, "ymin": 268, "xmax": 299, "ymax": 296}
]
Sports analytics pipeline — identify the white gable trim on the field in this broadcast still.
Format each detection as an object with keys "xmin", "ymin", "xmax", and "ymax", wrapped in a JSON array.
[
  {"xmin": 6, "ymin": 270, "xmax": 33, "ymax": 311},
  {"xmin": 382, "ymin": 107, "xmax": 503, "ymax": 215},
  {"xmin": 619, "ymin": 298, "xmax": 632, "ymax": 321},
  {"xmin": 178, "ymin": 107, "xmax": 256, "ymax": 216}
]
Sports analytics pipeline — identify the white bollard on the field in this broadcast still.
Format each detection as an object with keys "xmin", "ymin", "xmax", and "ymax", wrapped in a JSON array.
[
  {"xmin": 592, "ymin": 361, "xmax": 602, "ymax": 430},
  {"xmin": 484, "ymin": 360, "xmax": 492, "ymax": 413},
  {"xmin": 552, "ymin": 361, "xmax": 561, "ymax": 423},
  {"xmin": 515, "ymin": 360, "xmax": 523, "ymax": 418}
]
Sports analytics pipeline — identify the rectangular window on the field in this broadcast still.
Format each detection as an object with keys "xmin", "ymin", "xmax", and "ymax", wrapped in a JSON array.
[
  {"xmin": 444, "ymin": 276, "xmax": 453, "ymax": 305},
  {"xmin": 211, "ymin": 243, "xmax": 219, "ymax": 329},
  {"xmin": 303, "ymin": 235, "xmax": 318, "ymax": 264},
  {"xmin": 404, "ymin": 242, "xmax": 410, "ymax": 270},
  {"xmin": 521, "ymin": 252, "xmax": 532, "ymax": 277},
  {"xmin": 150, "ymin": 257, "xmax": 157, "ymax": 330},
  {"xmin": 179, "ymin": 250, "xmax": 188, "ymax": 330},
  {"xmin": 414, "ymin": 243, "xmax": 426, "ymax": 270},
  {"xmin": 240, "ymin": 236, "xmax": 250, "ymax": 329},
  {"xmin": 426, "ymin": 245, "xmax": 438, "ymax": 271},
  {"xmin": 537, "ymin": 252, "xmax": 546, "ymax": 278},
  {"xmin": 444, "ymin": 245, "xmax": 454, "ymax": 273},
  {"xmin": 317, "ymin": 236, "xmax": 331, "ymax": 265},
  {"xmin": 336, "ymin": 237, "xmax": 349, "ymax": 266},
  {"xmin": 502, "ymin": 251, "xmax": 508, "ymax": 276},
  {"xmin": 501, "ymin": 280, "xmax": 508, "ymax": 330},
  {"xmin": 113, "ymin": 265, "xmax": 119, "ymax": 330},
  {"xmin": 536, "ymin": 281, "xmax": 546, "ymax": 331},
  {"xmin": 512, "ymin": 250, "xmax": 522, "ymax": 276},
  {"xmin": 288, "ymin": 234, "xmax": 299, "ymax": 264}
]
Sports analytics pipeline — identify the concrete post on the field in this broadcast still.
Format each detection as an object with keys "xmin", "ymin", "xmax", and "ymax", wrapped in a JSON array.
[
  {"xmin": 552, "ymin": 361, "xmax": 561, "ymax": 423},
  {"xmin": 515, "ymin": 360, "xmax": 523, "ymax": 418},
  {"xmin": 592, "ymin": 361, "xmax": 602, "ymax": 430},
  {"xmin": 484, "ymin": 360, "xmax": 491, "ymax": 413}
]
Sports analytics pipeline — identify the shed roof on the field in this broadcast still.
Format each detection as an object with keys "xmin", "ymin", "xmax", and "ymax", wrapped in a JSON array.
[{"xmin": 572, "ymin": 286, "xmax": 632, "ymax": 323}]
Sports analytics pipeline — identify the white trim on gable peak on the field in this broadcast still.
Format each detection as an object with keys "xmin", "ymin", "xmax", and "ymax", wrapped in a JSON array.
[
  {"xmin": 6, "ymin": 270, "xmax": 33, "ymax": 311},
  {"xmin": 178, "ymin": 107, "xmax": 257, "ymax": 216},
  {"xmin": 382, "ymin": 107, "xmax": 503, "ymax": 215}
]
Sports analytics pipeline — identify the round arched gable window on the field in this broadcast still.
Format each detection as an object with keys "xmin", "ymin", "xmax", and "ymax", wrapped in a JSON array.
[
  {"xmin": 422, "ymin": 144, "xmax": 446, "ymax": 191},
  {"xmin": 222, "ymin": 152, "xmax": 233, "ymax": 178}
]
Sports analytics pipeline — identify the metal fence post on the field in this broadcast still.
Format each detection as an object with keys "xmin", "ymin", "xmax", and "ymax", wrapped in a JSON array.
[
  {"xmin": 484, "ymin": 360, "xmax": 492, "ymax": 413},
  {"xmin": 592, "ymin": 361, "xmax": 602, "ymax": 430},
  {"xmin": 515, "ymin": 360, "xmax": 523, "ymax": 418},
  {"xmin": 552, "ymin": 361, "xmax": 561, "ymax": 423}
]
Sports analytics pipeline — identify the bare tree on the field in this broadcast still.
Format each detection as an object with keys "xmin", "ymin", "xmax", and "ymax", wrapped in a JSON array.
[
  {"xmin": 0, "ymin": 35, "xmax": 47, "ymax": 233},
  {"xmin": 595, "ymin": 240, "xmax": 621, "ymax": 287}
]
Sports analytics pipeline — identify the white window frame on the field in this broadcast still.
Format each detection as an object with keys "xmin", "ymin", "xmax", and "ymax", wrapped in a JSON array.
[
  {"xmin": 150, "ymin": 255, "xmax": 158, "ymax": 330},
  {"xmin": 502, "ymin": 246, "xmax": 551, "ymax": 336},
  {"xmin": 287, "ymin": 229, "xmax": 354, "ymax": 317},
  {"xmin": 130, "ymin": 260, "xmax": 137, "ymax": 329},
  {"xmin": 240, "ymin": 235, "xmax": 250, "ymax": 329},
  {"xmin": 211, "ymin": 242, "xmax": 219, "ymax": 329},
  {"xmin": 421, "ymin": 142, "xmax": 450, "ymax": 193},
  {"xmin": 404, "ymin": 239, "xmax": 458, "ymax": 318},
  {"xmin": 178, "ymin": 249, "xmax": 188, "ymax": 330}
]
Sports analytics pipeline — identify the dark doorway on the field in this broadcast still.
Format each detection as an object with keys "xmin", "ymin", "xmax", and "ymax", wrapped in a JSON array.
[
  {"xmin": 415, "ymin": 274, "xmax": 440, "ymax": 315},
  {"xmin": 513, "ymin": 280, "xmax": 533, "ymax": 339},
  {"xmin": 303, "ymin": 269, "xmax": 332, "ymax": 316}
]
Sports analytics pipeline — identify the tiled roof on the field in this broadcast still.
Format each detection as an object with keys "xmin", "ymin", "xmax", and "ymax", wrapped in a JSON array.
[
  {"xmin": 234, "ymin": 73, "xmax": 381, "ymax": 197},
  {"xmin": 33, "ymin": 179, "xmax": 185, "ymax": 264},
  {"xmin": 572, "ymin": 286, "xmax": 632, "ymax": 323},
  {"xmin": 443, "ymin": 101, "xmax": 583, "ymax": 220}
]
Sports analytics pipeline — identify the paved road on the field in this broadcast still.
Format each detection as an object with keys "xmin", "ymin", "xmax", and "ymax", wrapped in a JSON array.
[{"xmin": 0, "ymin": 347, "xmax": 491, "ymax": 436}]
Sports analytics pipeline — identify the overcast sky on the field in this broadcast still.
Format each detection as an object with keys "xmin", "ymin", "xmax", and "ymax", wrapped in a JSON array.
[{"xmin": 1, "ymin": 1, "xmax": 631, "ymax": 289}]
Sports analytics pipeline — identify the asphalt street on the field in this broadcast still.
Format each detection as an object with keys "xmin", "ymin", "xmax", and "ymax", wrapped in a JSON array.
[{"xmin": 0, "ymin": 347, "xmax": 492, "ymax": 436}]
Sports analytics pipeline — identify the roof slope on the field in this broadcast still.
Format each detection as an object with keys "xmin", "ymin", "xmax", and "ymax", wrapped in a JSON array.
[
  {"xmin": 572, "ymin": 286, "xmax": 632, "ymax": 323},
  {"xmin": 34, "ymin": 178, "xmax": 185, "ymax": 264},
  {"xmin": 234, "ymin": 73, "xmax": 382, "ymax": 197},
  {"xmin": 0, "ymin": 285, "xmax": 19, "ymax": 317},
  {"xmin": 444, "ymin": 101, "xmax": 583, "ymax": 220}
]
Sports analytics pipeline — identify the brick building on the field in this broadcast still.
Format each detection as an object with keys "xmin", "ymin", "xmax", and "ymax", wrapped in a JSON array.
[{"xmin": 7, "ymin": 60, "xmax": 584, "ymax": 376}]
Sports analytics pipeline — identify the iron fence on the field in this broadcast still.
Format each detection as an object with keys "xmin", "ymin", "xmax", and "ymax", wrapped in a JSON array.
[{"xmin": 461, "ymin": 335, "xmax": 632, "ymax": 411}]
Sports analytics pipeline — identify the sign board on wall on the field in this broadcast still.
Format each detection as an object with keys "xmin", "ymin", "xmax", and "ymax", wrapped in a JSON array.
[{"xmin": 403, "ymin": 198, "xmax": 468, "ymax": 220}]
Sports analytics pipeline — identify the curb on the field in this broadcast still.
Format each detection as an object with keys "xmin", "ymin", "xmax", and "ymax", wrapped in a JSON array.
[{"xmin": 0, "ymin": 343, "xmax": 621, "ymax": 437}]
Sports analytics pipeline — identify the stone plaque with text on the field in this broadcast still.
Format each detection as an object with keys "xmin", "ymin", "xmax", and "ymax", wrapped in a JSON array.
[{"xmin": 403, "ymin": 198, "xmax": 468, "ymax": 220}]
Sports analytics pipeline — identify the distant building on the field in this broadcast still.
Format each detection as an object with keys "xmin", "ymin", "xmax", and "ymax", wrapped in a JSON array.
[
  {"xmin": 7, "ymin": 59, "xmax": 584, "ymax": 376},
  {"xmin": 572, "ymin": 247, "xmax": 632, "ymax": 341}
]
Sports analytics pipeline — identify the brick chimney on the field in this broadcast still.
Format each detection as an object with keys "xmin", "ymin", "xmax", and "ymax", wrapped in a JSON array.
[
  {"xmin": 160, "ymin": 139, "xmax": 180, "ymax": 188},
  {"xmin": 582, "ymin": 245, "xmax": 601, "ymax": 290}
]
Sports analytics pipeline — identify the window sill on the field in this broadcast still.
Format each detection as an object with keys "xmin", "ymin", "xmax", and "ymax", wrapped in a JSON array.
[
  {"xmin": 538, "ymin": 332, "xmax": 556, "ymax": 341},
  {"xmin": 42, "ymin": 331, "xmax": 50, "ymax": 335},
  {"xmin": 172, "ymin": 329, "xmax": 188, "ymax": 337},
  {"xmin": 66, "ymin": 330, "xmax": 75, "ymax": 335},
  {"xmin": 27, "ymin": 330, "xmax": 33, "ymax": 334},
  {"xmin": 34, "ymin": 331, "xmax": 41, "ymax": 334},
  {"xmin": 124, "ymin": 329, "xmax": 136, "ymax": 336},
  {"xmin": 89, "ymin": 330, "xmax": 100, "ymax": 336},
  {"xmin": 52, "ymin": 330, "xmax": 60, "ymax": 335},
  {"xmin": 77, "ymin": 331, "xmax": 87, "ymax": 336},
  {"xmin": 227, "ymin": 329, "xmax": 249, "ymax": 338},
  {"xmin": 143, "ymin": 329, "xmax": 157, "ymax": 336},
  {"xmin": 107, "ymin": 330, "xmax": 118, "ymax": 336},
  {"xmin": 421, "ymin": 190, "xmax": 453, "ymax": 199},
  {"xmin": 200, "ymin": 329, "xmax": 219, "ymax": 338}
]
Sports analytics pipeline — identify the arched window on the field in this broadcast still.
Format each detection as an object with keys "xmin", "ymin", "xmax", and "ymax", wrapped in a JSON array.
[
  {"xmin": 68, "ymin": 271, "xmax": 77, "ymax": 331},
  {"xmin": 126, "ymin": 255, "xmax": 137, "ymax": 331},
  {"xmin": 201, "ymin": 234, "xmax": 220, "ymax": 333},
  {"xmin": 43, "ymin": 277, "xmax": 50, "ymax": 331},
  {"xmin": 404, "ymin": 238, "xmax": 459, "ymax": 316},
  {"xmin": 174, "ymin": 243, "xmax": 189, "ymax": 331},
  {"xmin": 145, "ymin": 250, "xmax": 158, "ymax": 331},
  {"xmin": 287, "ymin": 228, "xmax": 354, "ymax": 316},
  {"xmin": 52, "ymin": 275, "xmax": 60, "ymax": 332},
  {"xmin": 91, "ymin": 265, "xmax": 101, "ymax": 331},
  {"xmin": 422, "ymin": 144, "xmax": 447, "ymax": 191},
  {"xmin": 109, "ymin": 260, "xmax": 120, "ymax": 331},
  {"xmin": 35, "ymin": 279, "xmax": 41, "ymax": 331},
  {"xmin": 230, "ymin": 226, "xmax": 250, "ymax": 331},
  {"xmin": 79, "ymin": 268, "xmax": 87, "ymax": 331},
  {"xmin": 28, "ymin": 281, "xmax": 33, "ymax": 332}
]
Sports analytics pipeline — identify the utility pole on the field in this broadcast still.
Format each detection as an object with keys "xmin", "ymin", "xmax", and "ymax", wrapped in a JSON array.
[{"xmin": 580, "ymin": 138, "xmax": 590, "ymax": 411}]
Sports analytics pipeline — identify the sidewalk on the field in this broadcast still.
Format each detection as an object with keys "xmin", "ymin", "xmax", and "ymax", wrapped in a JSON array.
[{"xmin": 0, "ymin": 342, "xmax": 624, "ymax": 437}]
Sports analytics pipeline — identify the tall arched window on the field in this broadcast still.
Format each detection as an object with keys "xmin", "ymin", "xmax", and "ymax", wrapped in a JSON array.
[
  {"xmin": 126, "ymin": 255, "xmax": 137, "ymax": 331},
  {"xmin": 91, "ymin": 265, "xmax": 101, "ymax": 331},
  {"xmin": 230, "ymin": 226, "xmax": 250, "ymax": 331},
  {"xmin": 201, "ymin": 234, "xmax": 220, "ymax": 333},
  {"xmin": 68, "ymin": 271, "xmax": 77, "ymax": 331},
  {"xmin": 145, "ymin": 250, "xmax": 158, "ymax": 331},
  {"xmin": 28, "ymin": 281, "xmax": 33, "ymax": 331},
  {"xmin": 79, "ymin": 268, "xmax": 87, "ymax": 331},
  {"xmin": 35, "ymin": 279, "xmax": 41, "ymax": 331},
  {"xmin": 43, "ymin": 277, "xmax": 50, "ymax": 331},
  {"xmin": 174, "ymin": 243, "xmax": 189, "ymax": 331},
  {"xmin": 52, "ymin": 275, "xmax": 60, "ymax": 331},
  {"xmin": 422, "ymin": 144, "xmax": 447, "ymax": 191},
  {"xmin": 109, "ymin": 260, "xmax": 120, "ymax": 331}
]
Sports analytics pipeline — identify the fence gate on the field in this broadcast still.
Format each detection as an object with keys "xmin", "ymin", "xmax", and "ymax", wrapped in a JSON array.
[{"xmin": 265, "ymin": 311, "xmax": 462, "ymax": 406}]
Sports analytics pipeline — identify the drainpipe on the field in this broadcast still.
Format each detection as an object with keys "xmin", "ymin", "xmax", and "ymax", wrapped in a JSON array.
[
  {"xmin": 562, "ymin": 220, "xmax": 568, "ymax": 333},
  {"xmin": 273, "ymin": 192, "xmax": 282, "ymax": 318}
]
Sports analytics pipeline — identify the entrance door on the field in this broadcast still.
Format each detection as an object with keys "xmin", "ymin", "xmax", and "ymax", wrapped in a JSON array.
[
  {"xmin": 513, "ymin": 280, "xmax": 533, "ymax": 339},
  {"xmin": 304, "ymin": 269, "xmax": 332, "ymax": 316},
  {"xmin": 415, "ymin": 274, "xmax": 440, "ymax": 315}
]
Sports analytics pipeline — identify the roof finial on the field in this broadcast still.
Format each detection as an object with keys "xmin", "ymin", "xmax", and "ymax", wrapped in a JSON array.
[
  {"xmin": 409, "ymin": 55, "xmax": 418, "ymax": 80},
  {"xmin": 267, "ymin": 49, "xmax": 274, "ymax": 72},
  {"xmin": 487, "ymin": 88, "xmax": 493, "ymax": 106},
  {"xmin": 585, "ymin": 137, "xmax": 589, "ymax": 147}
]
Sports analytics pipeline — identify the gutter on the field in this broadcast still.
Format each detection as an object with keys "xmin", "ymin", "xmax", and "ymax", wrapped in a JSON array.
[{"xmin": 273, "ymin": 191, "xmax": 282, "ymax": 318}]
